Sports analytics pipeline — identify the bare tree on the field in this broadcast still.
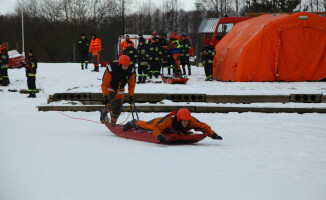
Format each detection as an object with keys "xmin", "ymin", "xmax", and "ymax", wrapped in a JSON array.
[{"xmin": 202, "ymin": 0, "xmax": 220, "ymax": 17}]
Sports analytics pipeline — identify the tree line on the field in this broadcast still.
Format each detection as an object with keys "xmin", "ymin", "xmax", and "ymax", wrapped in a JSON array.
[{"xmin": 0, "ymin": 0, "xmax": 324, "ymax": 62}]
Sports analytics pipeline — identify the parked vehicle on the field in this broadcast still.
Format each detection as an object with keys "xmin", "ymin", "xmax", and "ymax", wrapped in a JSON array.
[{"xmin": 211, "ymin": 17, "xmax": 253, "ymax": 46}]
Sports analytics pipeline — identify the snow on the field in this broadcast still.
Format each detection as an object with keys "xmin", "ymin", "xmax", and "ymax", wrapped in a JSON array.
[{"xmin": 1, "ymin": 63, "xmax": 326, "ymax": 200}]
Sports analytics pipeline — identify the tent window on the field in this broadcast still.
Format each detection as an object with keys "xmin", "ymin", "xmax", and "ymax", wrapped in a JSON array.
[{"xmin": 216, "ymin": 23, "xmax": 234, "ymax": 40}]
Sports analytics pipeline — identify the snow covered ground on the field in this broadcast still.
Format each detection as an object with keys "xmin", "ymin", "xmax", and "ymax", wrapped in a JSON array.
[{"xmin": 1, "ymin": 63, "xmax": 326, "ymax": 200}]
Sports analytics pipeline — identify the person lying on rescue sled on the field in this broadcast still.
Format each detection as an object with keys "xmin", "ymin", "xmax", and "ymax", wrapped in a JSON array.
[
  {"xmin": 100, "ymin": 55, "xmax": 136, "ymax": 125},
  {"xmin": 123, "ymin": 108, "xmax": 222, "ymax": 143}
]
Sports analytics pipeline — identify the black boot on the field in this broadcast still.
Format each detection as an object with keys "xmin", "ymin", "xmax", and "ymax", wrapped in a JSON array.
[
  {"xmin": 85, "ymin": 63, "xmax": 88, "ymax": 69},
  {"xmin": 81, "ymin": 64, "xmax": 84, "ymax": 70},
  {"xmin": 100, "ymin": 108, "xmax": 108, "ymax": 124},
  {"xmin": 142, "ymin": 76, "xmax": 146, "ymax": 83},
  {"xmin": 28, "ymin": 91, "xmax": 33, "ymax": 98},
  {"xmin": 188, "ymin": 66, "xmax": 191, "ymax": 75},
  {"xmin": 123, "ymin": 119, "xmax": 137, "ymax": 131},
  {"xmin": 1, "ymin": 78, "xmax": 9, "ymax": 86},
  {"xmin": 32, "ymin": 91, "xmax": 36, "ymax": 98},
  {"xmin": 92, "ymin": 66, "xmax": 99, "ymax": 72},
  {"xmin": 137, "ymin": 78, "xmax": 142, "ymax": 84}
]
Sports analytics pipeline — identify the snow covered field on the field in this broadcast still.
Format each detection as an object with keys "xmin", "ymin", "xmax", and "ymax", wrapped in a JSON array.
[{"xmin": 1, "ymin": 63, "xmax": 326, "ymax": 200}]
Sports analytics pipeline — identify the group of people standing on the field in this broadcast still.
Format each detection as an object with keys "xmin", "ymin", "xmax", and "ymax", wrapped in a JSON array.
[
  {"xmin": 77, "ymin": 32, "xmax": 216, "ymax": 82},
  {"xmin": 120, "ymin": 32, "xmax": 192, "ymax": 84}
]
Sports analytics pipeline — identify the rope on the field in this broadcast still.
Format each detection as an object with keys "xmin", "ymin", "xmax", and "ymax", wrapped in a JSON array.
[{"xmin": 35, "ymin": 74, "xmax": 133, "ymax": 125}]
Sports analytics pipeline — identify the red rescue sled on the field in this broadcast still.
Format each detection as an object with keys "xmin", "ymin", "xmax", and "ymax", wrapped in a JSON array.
[
  {"xmin": 104, "ymin": 122, "xmax": 207, "ymax": 144},
  {"xmin": 161, "ymin": 75, "xmax": 188, "ymax": 84}
]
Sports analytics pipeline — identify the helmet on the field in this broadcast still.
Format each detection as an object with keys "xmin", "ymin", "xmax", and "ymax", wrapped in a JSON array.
[
  {"xmin": 176, "ymin": 108, "xmax": 191, "ymax": 122},
  {"xmin": 119, "ymin": 55, "xmax": 130, "ymax": 66},
  {"xmin": 153, "ymin": 32, "xmax": 157, "ymax": 35}
]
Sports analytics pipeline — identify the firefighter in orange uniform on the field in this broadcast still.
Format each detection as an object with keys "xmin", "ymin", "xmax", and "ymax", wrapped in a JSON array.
[
  {"xmin": 100, "ymin": 55, "xmax": 136, "ymax": 125},
  {"xmin": 89, "ymin": 34, "xmax": 101, "ymax": 72},
  {"xmin": 123, "ymin": 108, "xmax": 223, "ymax": 143}
]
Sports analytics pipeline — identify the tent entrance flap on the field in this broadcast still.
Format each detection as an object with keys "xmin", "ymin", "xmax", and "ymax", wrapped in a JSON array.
[{"xmin": 278, "ymin": 26, "xmax": 326, "ymax": 81}]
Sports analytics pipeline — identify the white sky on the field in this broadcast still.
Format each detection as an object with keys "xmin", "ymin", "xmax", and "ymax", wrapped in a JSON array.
[{"xmin": 0, "ymin": 0, "xmax": 197, "ymax": 15}]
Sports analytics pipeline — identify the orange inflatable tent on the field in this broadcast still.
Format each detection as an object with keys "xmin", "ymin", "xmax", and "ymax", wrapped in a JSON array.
[{"xmin": 213, "ymin": 12, "xmax": 326, "ymax": 82}]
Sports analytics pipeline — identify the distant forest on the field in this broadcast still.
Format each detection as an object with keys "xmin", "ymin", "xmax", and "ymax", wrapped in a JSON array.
[{"xmin": 0, "ymin": 0, "xmax": 324, "ymax": 62}]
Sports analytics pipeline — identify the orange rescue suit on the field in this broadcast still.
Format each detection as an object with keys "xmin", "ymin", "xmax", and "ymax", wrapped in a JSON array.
[
  {"xmin": 135, "ymin": 116, "xmax": 215, "ymax": 138},
  {"xmin": 89, "ymin": 37, "xmax": 102, "ymax": 55},
  {"xmin": 101, "ymin": 61, "xmax": 136, "ymax": 99}
]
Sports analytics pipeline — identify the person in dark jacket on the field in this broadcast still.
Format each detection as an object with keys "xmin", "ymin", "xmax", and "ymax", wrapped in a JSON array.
[
  {"xmin": 100, "ymin": 55, "xmax": 136, "ymax": 125},
  {"xmin": 201, "ymin": 39, "xmax": 216, "ymax": 81},
  {"xmin": 123, "ymin": 41, "xmax": 138, "ymax": 74},
  {"xmin": 77, "ymin": 33, "xmax": 90, "ymax": 70},
  {"xmin": 0, "ymin": 42, "xmax": 10, "ymax": 86},
  {"xmin": 21, "ymin": 50, "xmax": 38, "ymax": 97},
  {"xmin": 136, "ymin": 40, "xmax": 149, "ymax": 83},
  {"xmin": 148, "ymin": 38, "xmax": 159, "ymax": 79},
  {"xmin": 138, "ymin": 33, "xmax": 146, "ymax": 44},
  {"xmin": 154, "ymin": 37, "xmax": 163, "ymax": 77},
  {"xmin": 179, "ymin": 34, "xmax": 192, "ymax": 75}
]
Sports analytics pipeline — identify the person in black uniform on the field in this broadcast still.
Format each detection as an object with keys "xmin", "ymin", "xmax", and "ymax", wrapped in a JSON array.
[
  {"xmin": 21, "ymin": 50, "xmax": 38, "ymax": 97},
  {"xmin": 136, "ymin": 40, "xmax": 149, "ymax": 83},
  {"xmin": 0, "ymin": 42, "xmax": 10, "ymax": 86},
  {"xmin": 138, "ymin": 33, "xmax": 147, "ymax": 44},
  {"xmin": 154, "ymin": 37, "xmax": 163, "ymax": 77},
  {"xmin": 201, "ymin": 39, "xmax": 216, "ymax": 81},
  {"xmin": 77, "ymin": 33, "xmax": 90, "ymax": 70},
  {"xmin": 179, "ymin": 34, "xmax": 192, "ymax": 75},
  {"xmin": 123, "ymin": 41, "xmax": 138, "ymax": 74}
]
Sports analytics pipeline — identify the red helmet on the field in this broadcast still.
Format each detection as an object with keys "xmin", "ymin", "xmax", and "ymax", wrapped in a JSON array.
[
  {"xmin": 153, "ymin": 32, "xmax": 157, "ymax": 35},
  {"xmin": 176, "ymin": 108, "xmax": 191, "ymax": 122},
  {"xmin": 119, "ymin": 55, "xmax": 130, "ymax": 66}
]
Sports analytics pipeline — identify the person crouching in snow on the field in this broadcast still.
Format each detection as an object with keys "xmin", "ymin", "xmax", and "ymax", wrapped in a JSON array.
[
  {"xmin": 100, "ymin": 55, "xmax": 136, "ymax": 125},
  {"xmin": 123, "ymin": 108, "xmax": 222, "ymax": 144}
]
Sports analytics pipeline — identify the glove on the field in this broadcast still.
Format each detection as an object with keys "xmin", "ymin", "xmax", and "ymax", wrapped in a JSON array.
[
  {"xmin": 211, "ymin": 133, "xmax": 223, "ymax": 140},
  {"xmin": 103, "ymin": 95, "xmax": 109, "ymax": 105},
  {"xmin": 157, "ymin": 135, "xmax": 168, "ymax": 144},
  {"xmin": 129, "ymin": 95, "xmax": 135, "ymax": 104}
]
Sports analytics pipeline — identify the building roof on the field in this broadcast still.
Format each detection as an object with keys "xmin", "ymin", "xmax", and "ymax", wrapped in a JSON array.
[{"xmin": 198, "ymin": 18, "xmax": 220, "ymax": 33}]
